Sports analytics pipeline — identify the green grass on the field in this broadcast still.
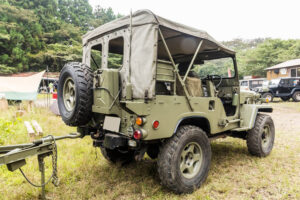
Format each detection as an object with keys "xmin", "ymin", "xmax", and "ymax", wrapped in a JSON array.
[
  {"xmin": 37, "ymin": 93, "xmax": 51, "ymax": 100},
  {"xmin": 0, "ymin": 103, "xmax": 299, "ymax": 199}
]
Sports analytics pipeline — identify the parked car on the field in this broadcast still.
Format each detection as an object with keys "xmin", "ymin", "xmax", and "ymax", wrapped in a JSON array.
[
  {"xmin": 259, "ymin": 77, "xmax": 300, "ymax": 102},
  {"xmin": 240, "ymin": 78, "xmax": 266, "ymax": 91},
  {"xmin": 252, "ymin": 80, "xmax": 270, "ymax": 93}
]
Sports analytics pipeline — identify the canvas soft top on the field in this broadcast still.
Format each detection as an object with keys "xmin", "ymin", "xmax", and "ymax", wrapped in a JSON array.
[
  {"xmin": 82, "ymin": 10, "xmax": 235, "ymax": 99},
  {"xmin": 82, "ymin": 9, "xmax": 235, "ymax": 56}
]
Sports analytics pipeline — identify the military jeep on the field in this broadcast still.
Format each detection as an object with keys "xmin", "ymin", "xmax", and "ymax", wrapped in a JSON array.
[{"xmin": 57, "ymin": 10, "xmax": 275, "ymax": 194}]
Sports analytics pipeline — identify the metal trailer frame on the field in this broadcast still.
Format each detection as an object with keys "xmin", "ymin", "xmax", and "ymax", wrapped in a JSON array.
[{"xmin": 0, "ymin": 133, "xmax": 82, "ymax": 199}]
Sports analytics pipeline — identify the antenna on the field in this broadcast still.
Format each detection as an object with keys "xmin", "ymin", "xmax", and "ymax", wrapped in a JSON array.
[
  {"xmin": 129, "ymin": 9, "xmax": 133, "ymax": 83},
  {"xmin": 46, "ymin": 65, "xmax": 49, "ymax": 108}
]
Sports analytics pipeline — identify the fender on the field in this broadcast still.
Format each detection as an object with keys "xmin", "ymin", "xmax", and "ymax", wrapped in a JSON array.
[
  {"xmin": 266, "ymin": 90, "xmax": 275, "ymax": 96},
  {"xmin": 291, "ymin": 87, "xmax": 300, "ymax": 95},
  {"xmin": 233, "ymin": 104, "xmax": 273, "ymax": 131},
  {"xmin": 173, "ymin": 116, "xmax": 211, "ymax": 135}
]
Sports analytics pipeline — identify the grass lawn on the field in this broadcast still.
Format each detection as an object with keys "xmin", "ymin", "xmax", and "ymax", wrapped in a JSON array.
[
  {"xmin": 37, "ymin": 93, "xmax": 52, "ymax": 100},
  {"xmin": 0, "ymin": 102, "xmax": 299, "ymax": 199}
]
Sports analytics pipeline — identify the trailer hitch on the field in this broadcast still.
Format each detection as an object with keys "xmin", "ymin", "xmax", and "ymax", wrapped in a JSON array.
[{"xmin": 0, "ymin": 132, "xmax": 82, "ymax": 199}]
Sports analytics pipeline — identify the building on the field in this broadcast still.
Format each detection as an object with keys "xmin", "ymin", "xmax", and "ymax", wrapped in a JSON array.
[{"xmin": 265, "ymin": 59, "xmax": 300, "ymax": 80}]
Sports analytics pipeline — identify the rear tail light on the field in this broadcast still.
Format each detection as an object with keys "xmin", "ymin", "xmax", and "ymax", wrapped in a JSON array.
[
  {"xmin": 133, "ymin": 129, "xmax": 142, "ymax": 140},
  {"xmin": 133, "ymin": 129, "xmax": 148, "ymax": 140},
  {"xmin": 135, "ymin": 117, "xmax": 145, "ymax": 126}
]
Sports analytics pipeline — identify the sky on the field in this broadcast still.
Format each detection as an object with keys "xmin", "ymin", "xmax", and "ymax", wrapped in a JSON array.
[{"xmin": 89, "ymin": 0, "xmax": 300, "ymax": 41}]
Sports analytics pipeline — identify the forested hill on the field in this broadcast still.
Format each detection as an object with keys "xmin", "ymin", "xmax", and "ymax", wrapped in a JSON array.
[
  {"xmin": 0, "ymin": 0, "xmax": 300, "ymax": 77},
  {"xmin": 0, "ymin": 0, "xmax": 120, "ymax": 74},
  {"xmin": 222, "ymin": 38, "xmax": 300, "ymax": 77}
]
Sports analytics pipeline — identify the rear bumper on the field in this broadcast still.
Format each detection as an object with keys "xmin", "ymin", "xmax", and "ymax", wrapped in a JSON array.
[{"xmin": 103, "ymin": 133, "xmax": 128, "ymax": 150}]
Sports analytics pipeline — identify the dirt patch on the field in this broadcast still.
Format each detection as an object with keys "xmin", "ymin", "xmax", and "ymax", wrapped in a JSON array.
[{"xmin": 269, "ymin": 104, "xmax": 300, "ymax": 133}]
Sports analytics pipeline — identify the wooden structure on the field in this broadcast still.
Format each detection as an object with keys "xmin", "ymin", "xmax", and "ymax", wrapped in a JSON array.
[{"xmin": 265, "ymin": 59, "xmax": 300, "ymax": 80}]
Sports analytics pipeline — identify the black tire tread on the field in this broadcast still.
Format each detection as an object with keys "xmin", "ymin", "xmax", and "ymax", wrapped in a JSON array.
[
  {"xmin": 246, "ymin": 114, "xmax": 275, "ymax": 157},
  {"xmin": 292, "ymin": 91, "xmax": 300, "ymax": 102},
  {"xmin": 58, "ymin": 62, "xmax": 93, "ymax": 126},
  {"xmin": 157, "ymin": 125, "xmax": 211, "ymax": 194}
]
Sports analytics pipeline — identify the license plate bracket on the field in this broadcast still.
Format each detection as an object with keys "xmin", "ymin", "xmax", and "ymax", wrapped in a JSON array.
[{"xmin": 103, "ymin": 116, "xmax": 121, "ymax": 132}]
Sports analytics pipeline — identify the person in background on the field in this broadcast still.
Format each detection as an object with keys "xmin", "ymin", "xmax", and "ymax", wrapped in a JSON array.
[
  {"xmin": 53, "ymin": 81, "xmax": 58, "ymax": 92},
  {"xmin": 49, "ymin": 82, "xmax": 54, "ymax": 93}
]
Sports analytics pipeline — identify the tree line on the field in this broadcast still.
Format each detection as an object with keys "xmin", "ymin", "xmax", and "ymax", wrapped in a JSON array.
[
  {"xmin": 223, "ymin": 38, "xmax": 300, "ymax": 77},
  {"xmin": 0, "ymin": 0, "xmax": 120, "ymax": 74},
  {"xmin": 0, "ymin": 0, "xmax": 299, "ymax": 78}
]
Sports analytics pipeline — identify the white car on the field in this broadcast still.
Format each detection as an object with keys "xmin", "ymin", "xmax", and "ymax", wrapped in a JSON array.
[{"xmin": 240, "ymin": 78, "xmax": 266, "ymax": 91}]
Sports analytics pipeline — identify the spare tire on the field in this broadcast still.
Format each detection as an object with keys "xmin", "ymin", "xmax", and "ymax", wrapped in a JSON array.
[{"xmin": 58, "ymin": 62, "xmax": 93, "ymax": 126}]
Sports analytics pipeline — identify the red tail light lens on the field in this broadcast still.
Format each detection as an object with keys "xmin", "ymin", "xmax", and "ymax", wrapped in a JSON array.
[
  {"xmin": 133, "ymin": 129, "xmax": 142, "ymax": 140},
  {"xmin": 152, "ymin": 120, "xmax": 159, "ymax": 129}
]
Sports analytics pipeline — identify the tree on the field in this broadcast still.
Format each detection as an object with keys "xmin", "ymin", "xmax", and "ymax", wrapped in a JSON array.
[
  {"xmin": 243, "ymin": 39, "xmax": 300, "ymax": 76},
  {"xmin": 58, "ymin": 0, "xmax": 93, "ymax": 30},
  {"xmin": 90, "ymin": 6, "xmax": 122, "ymax": 28}
]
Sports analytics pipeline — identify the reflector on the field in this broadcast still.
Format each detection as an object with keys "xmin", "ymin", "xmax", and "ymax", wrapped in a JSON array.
[{"xmin": 152, "ymin": 120, "xmax": 159, "ymax": 129}]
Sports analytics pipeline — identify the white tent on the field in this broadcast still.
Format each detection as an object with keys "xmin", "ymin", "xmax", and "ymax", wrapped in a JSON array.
[{"xmin": 0, "ymin": 71, "xmax": 45, "ymax": 100}]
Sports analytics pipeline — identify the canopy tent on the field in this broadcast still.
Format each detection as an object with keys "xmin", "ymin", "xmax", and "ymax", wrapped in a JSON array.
[
  {"xmin": 0, "ymin": 71, "xmax": 45, "ymax": 100},
  {"xmin": 82, "ymin": 9, "xmax": 235, "ymax": 99}
]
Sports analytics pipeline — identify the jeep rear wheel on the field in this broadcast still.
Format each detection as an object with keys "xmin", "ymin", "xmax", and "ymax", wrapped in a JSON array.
[
  {"xmin": 58, "ymin": 62, "xmax": 93, "ymax": 126},
  {"xmin": 262, "ymin": 93, "xmax": 273, "ymax": 102},
  {"xmin": 292, "ymin": 91, "xmax": 300, "ymax": 102},
  {"xmin": 247, "ymin": 114, "xmax": 275, "ymax": 157},
  {"xmin": 157, "ymin": 125, "xmax": 211, "ymax": 194}
]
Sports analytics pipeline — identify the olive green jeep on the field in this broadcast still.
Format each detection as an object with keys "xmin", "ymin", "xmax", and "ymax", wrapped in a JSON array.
[{"xmin": 57, "ymin": 10, "xmax": 275, "ymax": 193}]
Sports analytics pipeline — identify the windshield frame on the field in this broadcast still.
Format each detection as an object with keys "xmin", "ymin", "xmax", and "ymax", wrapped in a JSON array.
[
  {"xmin": 269, "ymin": 78, "xmax": 280, "ymax": 86},
  {"xmin": 192, "ymin": 55, "xmax": 237, "ymax": 80}
]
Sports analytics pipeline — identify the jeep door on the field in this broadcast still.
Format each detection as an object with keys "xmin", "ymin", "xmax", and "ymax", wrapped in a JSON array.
[{"xmin": 277, "ymin": 79, "xmax": 291, "ymax": 96}]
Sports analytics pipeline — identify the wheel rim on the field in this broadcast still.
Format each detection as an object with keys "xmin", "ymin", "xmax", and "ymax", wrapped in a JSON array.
[
  {"xmin": 261, "ymin": 125, "xmax": 271, "ymax": 151},
  {"xmin": 296, "ymin": 93, "xmax": 300, "ymax": 101},
  {"xmin": 266, "ymin": 95, "xmax": 272, "ymax": 101},
  {"xmin": 63, "ymin": 77, "xmax": 76, "ymax": 111},
  {"xmin": 180, "ymin": 142, "xmax": 203, "ymax": 179}
]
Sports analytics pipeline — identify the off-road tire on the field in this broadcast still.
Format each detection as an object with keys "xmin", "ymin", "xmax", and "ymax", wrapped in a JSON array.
[
  {"xmin": 157, "ymin": 125, "xmax": 211, "ymax": 194},
  {"xmin": 100, "ymin": 147, "xmax": 134, "ymax": 163},
  {"xmin": 292, "ymin": 91, "xmax": 300, "ymax": 102},
  {"xmin": 58, "ymin": 62, "xmax": 93, "ymax": 126},
  {"xmin": 280, "ymin": 96, "xmax": 290, "ymax": 101},
  {"xmin": 262, "ymin": 93, "xmax": 273, "ymax": 102},
  {"xmin": 247, "ymin": 114, "xmax": 275, "ymax": 157}
]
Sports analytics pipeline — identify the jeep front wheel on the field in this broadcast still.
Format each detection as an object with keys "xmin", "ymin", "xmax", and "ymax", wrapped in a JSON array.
[
  {"xmin": 262, "ymin": 93, "xmax": 273, "ymax": 102},
  {"xmin": 157, "ymin": 125, "xmax": 211, "ymax": 194},
  {"xmin": 58, "ymin": 62, "xmax": 93, "ymax": 126},
  {"xmin": 247, "ymin": 114, "xmax": 275, "ymax": 157}
]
